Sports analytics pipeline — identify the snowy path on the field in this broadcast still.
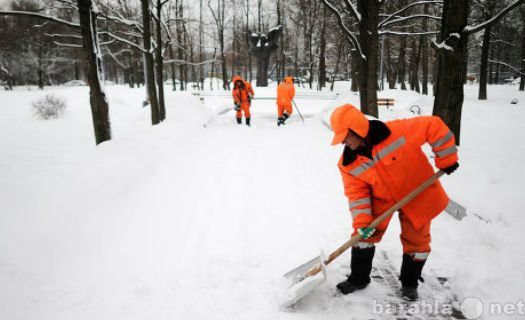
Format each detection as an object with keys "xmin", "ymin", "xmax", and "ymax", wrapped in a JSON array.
[{"xmin": 0, "ymin": 84, "xmax": 523, "ymax": 319}]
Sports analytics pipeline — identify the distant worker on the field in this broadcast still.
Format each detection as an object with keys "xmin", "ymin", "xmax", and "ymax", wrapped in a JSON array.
[
  {"xmin": 232, "ymin": 75, "xmax": 254, "ymax": 126},
  {"xmin": 276, "ymin": 76, "xmax": 296, "ymax": 126}
]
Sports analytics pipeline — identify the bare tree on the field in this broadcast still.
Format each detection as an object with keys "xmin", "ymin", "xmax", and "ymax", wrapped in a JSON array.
[
  {"xmin": 208, "ymin": 0, "xmax": 229, "ymax": 90},
  {"xmin": 521, "ymin": 6, "xmax": 525, "ymax": 91},
  {"xmin": 141, "ymin": 0, "xmax": 160, "ymax": 125},
  {"xmin": 78, "ymin": 0, "xmax": 111, "ymax": 144},
  {"xmin": 433, "ymin": 0, "xmax": 524, "ymax": 144}
]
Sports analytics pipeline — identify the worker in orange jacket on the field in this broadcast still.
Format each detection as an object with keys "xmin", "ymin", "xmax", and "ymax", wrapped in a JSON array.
[
  {"xmin": 232, "ymin": 75, "xmax": 254, "ymax": 126},
  {"xmin": 330, "ymin": 104, "xmax": 459, "ymax": 301},
  {"xmin": 276, "ymin": 76, "xmax": 295, "ymax": 126}
]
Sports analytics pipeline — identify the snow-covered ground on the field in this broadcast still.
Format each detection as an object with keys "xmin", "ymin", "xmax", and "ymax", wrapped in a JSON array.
[{"xmin": 0, "ymin": 82, "xmax": 523, "ymax": 319}]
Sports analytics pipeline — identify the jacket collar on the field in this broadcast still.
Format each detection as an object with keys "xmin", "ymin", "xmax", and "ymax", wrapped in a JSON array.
[{"xmin": 342, "ymin": 120, "xmax": 391, "ymax": 166}]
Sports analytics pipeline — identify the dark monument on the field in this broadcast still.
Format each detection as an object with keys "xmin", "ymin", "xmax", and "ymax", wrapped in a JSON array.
[{"xmin": 248, "ymin": 25, "xmax": 282, "ymax": 87}]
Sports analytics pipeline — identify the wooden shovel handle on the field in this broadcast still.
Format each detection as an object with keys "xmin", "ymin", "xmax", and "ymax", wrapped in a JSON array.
[{"xmin": 306, "ymin": 170, "xmax": 445, "ymax": 277}]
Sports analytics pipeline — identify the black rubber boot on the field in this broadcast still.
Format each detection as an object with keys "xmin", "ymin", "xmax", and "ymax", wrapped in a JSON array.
[
  {"xmin": 277, "ymin": 117, "xmax": 284, "ymax": 126},
  {"xmin": 246, "ymin": 117, "xmax": 251, "ymax": 126},
  {"xmin": 399, "ymin": 253, "xmax": 427, "ymax": 301},
  {"xmin": 336, "ymin": 246, "xmax": 375, "ymax": 295},
  {"xmin": 282, "ymin": 113, "xmax": 290, "ymax": 124},
  {"xmin": 236, "ymin": 117, "xmax": 242, "ymax": 125}
]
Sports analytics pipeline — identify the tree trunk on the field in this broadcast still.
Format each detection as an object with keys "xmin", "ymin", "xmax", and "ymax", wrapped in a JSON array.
[
  {"xmin": 397, "ymin": 36, "xmax": 407, "ymax": 90},
  {"xmin": 38, "ymin": 44, "xmax": 44, "ymax": 89},
  {"xmin": 495, "ymin": 25, "xmax": 501, "ymax": 84},
  {"xmin": 421, "ymin": 4, "xmax": 429, "ymax": 95},
  {"xmin": 156, "ymin": 0, "xmax": 166, "ymax": 121},
  {"xmin": 520, "ymin": 8, "xmax": 525, "ymax": 91},
  {"xmin": 318, "ymin": 6, "xmax": 327, "ymax": 90},
  {"xmin": 177, "ymin": 0, "xmax": 184, "ymax": 90},
  {"xmin": 245, "ymin": 0, "xmax": 252, "ymax": 82},
  {"xmin": 351, "ymin": 50, "xmax": 359, "ymax": 92},
  {"xmin": 77, "ymin": 0, "xmax": 111, "ymax": 144},
  {"xmin": 199, "ymin": 0, "xmax": 204, "ymax": 89},
  {"xmin": 141, "ymin": 0, "xmax": 160, "ymax": 125},
  {"xmin": 231, "ymin": 2, "xmax": 236, "ymax": 78},
  {"xmin": 433, "ymin": 0, "xmax": 469, "ymax": 145},
  {"xmin": 169, "ymin": 44, "xmax": 177, "ymax": 91},
  {"xmin": 478, "ymin": 25, "xmax": 491, "ymax": 100},
  {"xmin": 410, "ymin": 34, "xmax": 421, "ymax": 93},
  {"xmin": 331, "ymin": 37, "xmax": 344, "ymax": 91},
  {"xmin": 386, "ymin": 36, "xmax": 396, "ymax": 89},
  {"xmin": 357, "ymin": 0, "xmax": 379, "ymax": 117}
]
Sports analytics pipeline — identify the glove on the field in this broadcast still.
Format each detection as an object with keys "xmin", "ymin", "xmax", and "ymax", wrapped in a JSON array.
[
  {"xmin": 357, "ymin": 227, "xmax": 376, "ymax": 240},
  {"xmin": 442, "ymin": 162, "xmax": 459, "ymax": 175},
  {"xmin": 234, "ymin": 103, "xmax": 240, "ymax": 111},
  {"xmin": 248, "ymin": 95, "xmax": 252, "ymax": 104}
]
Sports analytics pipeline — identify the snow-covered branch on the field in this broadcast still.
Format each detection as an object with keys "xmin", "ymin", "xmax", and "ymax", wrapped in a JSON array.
[
  {"xmin": 322, "ymin": 0, "xmax": 364, "ymax": 60},
  {"xmin": 430, "ymin": 33, "xmax": 461, "ymax": 52},
  {"xmin": 105, "ymin": 32, "xmax": 147, "ymax": 53},
  {"xmin": 104, "ymin": 50, "xmax": 129, "ymax": 69},
  {"xmin": 489, "ymin": 60, "xmax": 525, "ymax": 76},
  {"xmin": 378, "ymin": 1, "xmax": 443, "ymax": 28},
  {"xmin": 380, "ymin": 14, "xmax": 441, "ymax": 28},
  {"xmin": 44, "ymin": 33, "xmax": 83, "ymax": 40},
  {"xmin": 343, "ymin": 0, "xmax": 361, "ymax": 21},
  {"xmin": 0, "ymin": 10, "xmax": 80, "ymax": 29},
  {"xmin": 163, "ymin": 58, "xmax": 217, "ymax": 66},
  {"xmin": 380, "ymin": 30, "xmax": 440, "ymax": 36},
  {"xmin": 99, "ymin": 13, "xmax": 143, "ymax": 32},
  {"xmin": 464, "ymin": 0, "xmax": 525, "ymax": 34},
  {"xmin": 53, "ymin": 41, "xmax": 82, "ymax": 48}
]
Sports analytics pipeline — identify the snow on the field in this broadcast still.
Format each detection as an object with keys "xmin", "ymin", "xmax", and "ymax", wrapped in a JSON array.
[
  {"xmin": 432, "ymin": 39, "xmax": 454, "ymax": 51},
  {"xmin": 0, "ymin": 83, "xmax": 524, "ymax": 319}
]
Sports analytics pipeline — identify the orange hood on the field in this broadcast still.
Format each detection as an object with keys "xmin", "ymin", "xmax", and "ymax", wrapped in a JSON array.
[{"xmin": 330, "ymin": 104, "xmax": 369, "ymax": 145}]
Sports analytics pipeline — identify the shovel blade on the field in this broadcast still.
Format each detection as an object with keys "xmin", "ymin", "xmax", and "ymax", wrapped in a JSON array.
[
  {"xmin": 445, "ymin": 199, "xmax": 467, "ymax": 221},
  {"xmin": 281, "ymin": 252, "xmax": 327, "ymax": 308}
]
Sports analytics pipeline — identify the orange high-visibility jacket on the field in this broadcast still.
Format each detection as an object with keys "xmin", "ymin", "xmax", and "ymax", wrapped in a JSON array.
[
  {"xmin": 338, "ymin": 116, "xmax": 458, "ymax": 231},
  {"xmin": 276, "ymin": 76, "xmax": 295, "ymax": 108},
  {"xmin": 232, "ymin": 76, "xmax": 254, "ymax": 108}
]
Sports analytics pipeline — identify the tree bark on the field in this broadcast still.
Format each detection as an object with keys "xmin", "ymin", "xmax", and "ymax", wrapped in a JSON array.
[
  {"xmin": 169, "ymin": 44, "xmax": 177, "ymax": 91},
  {"xmin": 386, "ymin": 36, "xmax": 396, "ymax": 89},
  {"xmin": 199, "ymin": 0, "xmax": 204, "ymax": 89},
  {"xmin": 156, "ymin": 0, "xmax": 166, "ymax": 121},
  {"xmin": 433, "ymin": 0, "xmax": 469, "ymax": 145},
  {"xmin": 357, "ymin": 0, "xmax": 379, "ymax": 117},
  {"xmin": 520, "ymin": 8, "xmax": 525, "ymax": 91},
  {"xmin": 397, "ymin": 36, "xmax": 407, "ymax": 90},
  {"xmin": 478, "ymin": 25, "xmax": 491, "ymax": 100},
  {"xmin": 318, "ymin": 6, "xmax": 327, "ymax": 90},
  {"xmin": 331, "ymin": 37, "xmax": 344, "ymax": 91},
  {"xmin": 141, "ymin": 0, "xmax": 160, "ymax": 125},
  {"xmin": 421, "ymin": 4, "xmax": 429, "ymax": 95},
  {"xmin": 38, "ymin": 43, "xmax": 44, "ymax": 89},
  {"xmin": 77, "ymin": 0, "xmax": 111, "ymax": 144},
  {"xmin": 351, "ymin": 50, "xmax": 359, "ymax": 92}
]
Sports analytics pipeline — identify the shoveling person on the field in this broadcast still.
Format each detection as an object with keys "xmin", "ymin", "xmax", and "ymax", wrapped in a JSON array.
[
  {"xmin": 276, "ymin": 76, "xmax": 295, "ymax": 126},
  {"xmin": 232, "ymin": 75, "xmax": 254, "ymax": 126},
  {"xmin": 330, "ymin": 104, "xmax": 459, "ymax": 301}
]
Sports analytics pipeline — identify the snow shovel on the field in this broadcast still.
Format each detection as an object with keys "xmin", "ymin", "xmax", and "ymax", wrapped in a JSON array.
[
  {"xmin": 202, "ymin": 104, "xmax": 234, "ymax": 128},
  {"xmin": 281, "ymin": 170, "xmax": 446, "ymax": 308},
  {"xmin": 292, "ymin": 100, "xmax": 305, "ymax": 122}
]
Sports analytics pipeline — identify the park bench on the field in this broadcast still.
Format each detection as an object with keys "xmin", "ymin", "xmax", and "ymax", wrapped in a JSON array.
[{"xmin": 377, "ymin": 98, "xmax": 395, "ymax": 109}]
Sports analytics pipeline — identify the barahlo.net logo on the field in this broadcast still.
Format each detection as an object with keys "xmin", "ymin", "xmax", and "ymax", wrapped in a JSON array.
[{"xmin": 372, "ymin": 297, "xmax": 525, "ymax": 319}]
